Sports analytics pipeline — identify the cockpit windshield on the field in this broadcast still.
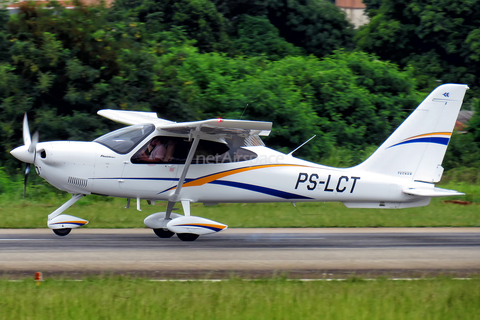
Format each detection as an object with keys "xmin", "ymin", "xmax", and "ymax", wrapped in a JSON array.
[{"xmin": 94, "ymin": 124, "xmax": 155, "ymax": 154}]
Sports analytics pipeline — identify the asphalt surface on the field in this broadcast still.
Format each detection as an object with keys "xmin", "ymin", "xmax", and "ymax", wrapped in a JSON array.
[{"xmin": 1, "ymin": 228, "xmax": 480, "ymax": 277}]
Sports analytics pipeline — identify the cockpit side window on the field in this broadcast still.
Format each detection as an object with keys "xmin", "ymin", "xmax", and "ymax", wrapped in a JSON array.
[
  {"xmin": 131, "ymin": 136, "xmax": 257, "ymax": 164},
  {"xmin": 131, "ymin": 136, "xmax": 178, "ymax": 164},
  {"xmin": 94, "ymin": 124, "xmax": 155, "ymax": 154}
]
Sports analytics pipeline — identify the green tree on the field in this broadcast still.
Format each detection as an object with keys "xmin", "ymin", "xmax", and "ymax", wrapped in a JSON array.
[
  {"xmin": 363, "ymin": 0, "xmax": 382, "ymax": 18},
  {"xmin": 356, "ymin": 0, "xmax": 480, "ymax": 92},
  {"xmin": 213, "ymin": 0, "xmax": 355, "ymax": 58},
  {"xmin": 266, "ymin": 0, "xmax": 355, "ymax": 57},
  {"xmin": 0, "ymin": 8, "xmax": 10, "ymax": 62},
  {"xmin": 231, "ymin": 15, "xmax": 304, "ymax": 60},
  {"xmin": 171, "ymin": 50, "xmax": 418, "ymax": 161},
  {"xmin": 1, "ymin": 1, "xmax": 202, "ymax": 170},
  {"xmin": 112, "ymin": 0, "xmax": 232, "ymax": 53}
]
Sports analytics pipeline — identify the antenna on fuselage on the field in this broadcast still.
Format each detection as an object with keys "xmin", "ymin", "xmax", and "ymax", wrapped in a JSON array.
[
  {"xmin": 239, "ymin": 103, "xmax": 249, "ymax": 120},
  {"xmin": 287, "ymin": 135, "xmax": 316, "ymax": 156}
]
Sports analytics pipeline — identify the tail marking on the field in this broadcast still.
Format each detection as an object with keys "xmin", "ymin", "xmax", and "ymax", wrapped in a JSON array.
[{"xmin": 387, "ymin": 132, "xmax": 451, "ymax": 149}]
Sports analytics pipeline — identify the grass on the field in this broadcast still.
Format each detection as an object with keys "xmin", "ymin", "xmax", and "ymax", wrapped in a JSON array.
[
  {"xmin": 0, "ymin": 182, "xmax": 479, "ymax": 228},
  {"xmin": 0, "ymin": 183, "xmax": 480, "ymax": 228},
  {"xmin": 0, "ymin": 277, "xmax": 479, "ymax": 320}
]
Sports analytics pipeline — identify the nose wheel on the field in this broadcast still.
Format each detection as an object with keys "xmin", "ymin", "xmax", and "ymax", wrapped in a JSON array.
[{"xmin": 52, "ymin": 228, "xmax": 72, "ymax": 236}]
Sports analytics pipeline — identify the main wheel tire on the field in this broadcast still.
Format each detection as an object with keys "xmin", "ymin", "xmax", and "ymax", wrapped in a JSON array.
[
  {"xmin": 177, "ymin": 233, "xmax": 199, "ymax": 241},
  {"xmin": 153, "ymin": 228, "xmax": 175, "ymax": 238},
  {"xmin": 53, "ymin": 228, "xmax": 71, "ymax": 236}
]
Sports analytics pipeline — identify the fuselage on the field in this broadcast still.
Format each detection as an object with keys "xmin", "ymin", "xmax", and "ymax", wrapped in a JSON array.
[{"xmin": 31, "ymin": 135, "xmax": 427, "ymax": 209}]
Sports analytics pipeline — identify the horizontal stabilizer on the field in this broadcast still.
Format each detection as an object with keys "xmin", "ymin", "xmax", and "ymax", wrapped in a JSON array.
[{"xmin": 402, "ymin": 187, "xmax": 465, "ymax": 197}]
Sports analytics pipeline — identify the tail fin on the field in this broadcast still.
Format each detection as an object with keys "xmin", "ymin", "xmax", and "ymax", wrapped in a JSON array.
[{"xmin": 357, "ymin": 83, "xmax": 469, "ymax": 183}]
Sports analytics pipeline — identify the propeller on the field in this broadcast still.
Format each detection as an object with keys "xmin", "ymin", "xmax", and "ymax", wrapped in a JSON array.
[
  {"xmin": 23, "ymin": 163, "xmax": 30, "ymax": 199},
  {"xmin": 19, "ymin": 113, "xmax": 39, "ymax": 199}
]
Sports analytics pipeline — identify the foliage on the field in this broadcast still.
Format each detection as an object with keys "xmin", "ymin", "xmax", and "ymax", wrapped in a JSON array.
[
  {"xmin": 362, "ymin": 0, "xmax": 382, "ymax": 18},
  {"xmin": 0, "ymin": 0, "xmax": 477, "ymax": 179},
  {"xmin": 171, "ymin": 50, "xmax": 418, "ymax": 160},
  {"xmin": 466, "ymin": 98, "xmax": 480, "ymax": 143},
  {"xmin": 213, "ymin": 0, "xmax": 355, "ymax": 58},
  {"xmin": 356, "ymin": 0, "xmax": 480, "ymax": 93},
  {"xmin": 265, "ymin": 0, "xmax": 355, "ymax": 57},
  {"xmin": 230, "ymin": 15, "xmax": 304, "ymax": 60},
  {"xmin": 112, "ymin": 0, "xmax": 232, "ymax": 53},
  {"xmin": 443, "ymin": 132, "xmax": 480, "ymax": 171},
  {"xmin": 0, "ymin": 1, "xmax": 204, "ymax": 169}
]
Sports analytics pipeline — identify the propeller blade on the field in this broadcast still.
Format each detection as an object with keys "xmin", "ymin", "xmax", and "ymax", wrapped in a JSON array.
[
  {"xmin": 28, "ymin": 131, "xmax": 39, "ymax": 154},
  {"xmin": 23, "ymin": 164, "xmax": 30, "ymax": 199},
  {"xmin": 23, "ymin": 113, "xmax": 31, "ymax": 148}
]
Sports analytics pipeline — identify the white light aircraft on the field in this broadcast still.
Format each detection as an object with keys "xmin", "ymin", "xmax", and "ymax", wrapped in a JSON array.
[{"xmin": 10, "ymin": 83, "xmax": 468, "ymax": 241}]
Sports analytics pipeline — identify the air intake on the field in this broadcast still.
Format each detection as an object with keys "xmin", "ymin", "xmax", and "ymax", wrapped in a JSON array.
[{"xmin": 68, "ymin": 177, "xmax": 88, "ymax": 188}]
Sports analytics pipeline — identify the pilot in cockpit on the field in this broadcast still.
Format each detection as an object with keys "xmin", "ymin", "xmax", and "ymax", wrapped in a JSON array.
[{"xmin": 135, "ymin": 137, "xmax": 176, "ymax": 163}]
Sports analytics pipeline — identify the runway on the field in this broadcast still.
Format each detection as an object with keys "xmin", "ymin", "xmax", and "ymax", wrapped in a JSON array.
[{"xmin": 1, "ymin": 228, "xmax": 480, "ymax": 277}]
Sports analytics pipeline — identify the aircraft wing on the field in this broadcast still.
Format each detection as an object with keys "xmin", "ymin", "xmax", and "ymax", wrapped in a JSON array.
[
  {"xmin": 97, "ymin": 109, "xmax": 175, "ymax": 126},
  {"xmin": 159, "ymin": 119, "xmax": 272, "ymax": 136},
  {"xmin": 98, "ymin": 109, "xmax": 272, "ymax": 136}
]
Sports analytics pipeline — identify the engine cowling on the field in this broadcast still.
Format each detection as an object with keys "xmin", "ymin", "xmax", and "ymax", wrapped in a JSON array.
[{"xmin": 166, "ymin": 216, "xmax": 228, "ymax": 235}]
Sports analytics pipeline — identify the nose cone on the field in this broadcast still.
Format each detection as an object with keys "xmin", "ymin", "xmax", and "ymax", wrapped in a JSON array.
[{"xmin": 10, "ymin": 145, "xmax": 34, "ymax": 163}]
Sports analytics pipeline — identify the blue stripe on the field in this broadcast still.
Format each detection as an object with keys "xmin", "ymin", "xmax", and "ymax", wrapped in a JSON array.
[
  {"xmin": 388, "ymin": 137, "xmax": 449, "ymax": 149},
  {"xmin": 95, "ymin": 175, "xmax": 311, "ymax": 200},
  {"xmin": 210, "ymin": 180, "xmax": 313, "ymax": 200},
  {"xmin": 93, "ymin": 177, "xmax": 178, "ymax": 181}
]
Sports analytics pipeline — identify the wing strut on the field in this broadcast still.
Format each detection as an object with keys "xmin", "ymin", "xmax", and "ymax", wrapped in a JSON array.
[{"xmin": 165, "ymin": 130, "xmax": 201, "ymax": 220}]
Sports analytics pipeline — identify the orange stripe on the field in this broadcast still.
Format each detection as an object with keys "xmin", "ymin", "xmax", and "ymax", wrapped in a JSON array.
[
  {"xmin": 181, "ymin": 164, "xmax": 307, "ymax": 188},
  {"xmin": 402, "ymin": 132, "xmax": 451, "ymax": 142},
  {"xmin": 178, "ymin": 223, "xmax": 226, "ymax": 230},
  {"xmin": 52, "ymin": 221, "xmax": 87, "ymax": 225}
]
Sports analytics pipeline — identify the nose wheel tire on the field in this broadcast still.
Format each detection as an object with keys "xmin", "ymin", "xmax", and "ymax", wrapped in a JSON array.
[
  {"xmin": 177, "ymin": 233, "xmax": 199, "ymax": 241},
  {"xmin": 52, "ymin": 228, "xmax": 71, "ymax": 236},
  {"xmin": 153, "ymin": 229, "xmax": 175, "ymax": 238}
]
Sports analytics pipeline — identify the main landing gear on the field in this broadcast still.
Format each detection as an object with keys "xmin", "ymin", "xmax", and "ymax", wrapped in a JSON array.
[
  {"xmin": 145, "ymin": 201, "xmax": 228, "ymax": 242},
  {"xmin": 52, "ymin": 228, "xmax": 72, "ymax": 236},
  {"xmin": 176, "ymin": 233, "xmax": 199, "ymax": 241},
  {"xmin": 153, "ymin": 228, "xmax": 175, "ymax": 238},
  {"xmin": 153, "ymin": 229, "xmax": 199, "ymax": 241}
]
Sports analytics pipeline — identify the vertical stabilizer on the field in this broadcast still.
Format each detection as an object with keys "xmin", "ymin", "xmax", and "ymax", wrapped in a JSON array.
[{"xmin": 357, "ymin": 83, "xmax": 469, "ymax": 183}]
